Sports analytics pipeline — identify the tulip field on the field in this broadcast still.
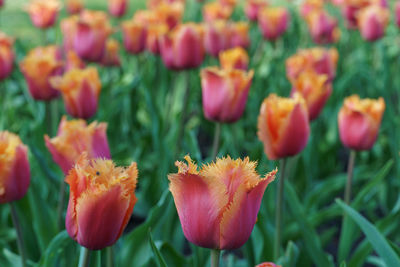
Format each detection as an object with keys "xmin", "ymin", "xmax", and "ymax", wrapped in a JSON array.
[{"xmin": 1, "ymin": 0, "xmax": 400, "ymax": 266}]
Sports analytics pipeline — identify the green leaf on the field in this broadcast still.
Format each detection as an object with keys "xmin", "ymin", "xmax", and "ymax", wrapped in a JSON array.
[
  {"xmin": 38, "ymin": 230, "xmax": 71, "ymax": 267},
  {"xmin": 336, "ymin": 199, "xmax": 400, "ymax": 267},
  {"xmin": 149, "ymin": 229, "xmax": 168, "ymax": 267}
]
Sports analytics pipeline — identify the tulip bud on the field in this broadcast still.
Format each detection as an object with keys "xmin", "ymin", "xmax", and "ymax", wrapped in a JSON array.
[
  {"xmin": 101, "ymin": 39, "xmax": 121, "ymax": 66},
  {"xmin": 65, "ymin": 153, "xmax": 138, "ymax": 250},
  {"xmin": 305, "ymin": 10, "xmax": 340, "ymax": 44},
  {"xmin": 20, "ymin": 45, "xmax": 63, "ymax": 101},
  {"xmin": 121, "ymin": 20, "xmax": 147, "ymax": 54},
  {"xmin": 204, "ymin": 20, "xmax": 232, "ymax": 57},
  {"xmin": 201, "ymin": 67, "xmax": 253, "ymax": 123},
  {"xmin": 258, "ymin": 7, "xmax": 289, "ymax": 41},
  {"xmin": 230, "ymin": 22, "xmax": 250, "ymax": 49},
  {"xmin": 357, "ymin": 5, "xmax": 389, "ymax": 42},
  {"xmin": 169, "ymin": 155, "xmax": 276, "ymax": 250},
  {"xmin": 338, "ymin": 95, "xmax": 385, "ymax": 151},
  {"xmin": 219, "ymin": 47, "xmax": 249, "ymax": 70},
  {"xmin": 245, "ymin": 0, "xmax": 268, "ymax": 21},
  {"xmin": 256, "ymin": 263, "xmax": 281, "ymax": 267},
  {"xmin": 257, "ymin": 93, "xmax": 310, "ymax": 160},
  {"xmin": 0, "ymin": 132, "xmax": 30, "ymax": 204},
  {"xmin": 65, "ymin": 51, "xmax": 85, "ymax": 71},
  {"xmin": 66, "ymin": 0, "xmax": 83, "ymax": 14},
  {"xmin": 25, "ymin": 0, "xmax": 61, "ymax": 29},
  {"xmin": 203, "ymin": 2, "xmax": 233, "ymax": 22},
  {"xmin": 108, "ymin": 0, "xmax": 128, "ymax": 18},
  {"xmin": 45, "ymin": 116, "xmax": 111, "ymax": 174},
  {"xmin": 0, "ymin": 32, "xmax": 14, "ymax": 81},
  {"xmin": 50, "ymin": 67, "xmax": 101, "ymax": 119},
  {"xmin": 291, "ymin": 71, "xmax": 332, "ymax": 120},
  {"xmin": 396, "ymin": 2, "xmax": 400, "ymax": 28},
  {"xmin": 159, "ymin": 23, "xmax": 204, "ymax": 70}
]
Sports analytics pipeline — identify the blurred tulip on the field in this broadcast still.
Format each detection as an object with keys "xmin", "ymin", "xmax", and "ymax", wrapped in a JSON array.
[
  {"xmin": 101, "ymin": 39, "xmax": 121, "ymax": 66},
  {"xmin": 146, "ymin": 23, "xmax": 169, "ymax": 54},
  {"xmin": 66, "ymin": 0, "xmax": 83, "ymax": 14},
  {"xmin": 230, "ymin": 22, "xmax": 250, "ymax": 48},
  {"xmin": 45, "ymin": 116, "xmax": 110, "ymax": 174},
  {"xmin": 61, "ymin": 15, "xmax": 79, "ymax": 51},
  {"xmin": 50, "ymin": 67, "xmax": 101, "ymax": 119},
  {"xmin": 300, "ymin": 0, "xmax": 323, "ymax": 17},
  {"xmin": 245, "ymin": 0, "xmax": 268, "ymax": 21},
  {"xmin": 73, "ymin": 10, "xmax": 113, "ymax": 62},
  {"xmin": 257, "ymin": 93, "xmax": 310, "ymax": 160},
  {"xmin": 169, "ymin": 155, "xmax": 276, "ymax": 250},
  {"xmin": 65, "ymin": 153, "xmax": 138, "ymax": 250},
  {"xmin": 396, "ymin": 2, "xmax": 400, "ymax": 28},
  {"xmin": 25, "ymin": 0, "xmax": 61, "ymax": 29},
  {"xmin": 219, "ymin": 47, "xmax": 249, "ymax": 70},
  {"xmin": 256, "ymin": 263, "xmax": 281, "ymax": 267},
  {"xmin": 258, "ymin": 7, "xmax": 289, "ymax": 41},
  {"xmin": 121, "ymin": 20, "xmax": 147, "ymax": 54},
  {"xmin": 20, "ymin": 45, "xmax": 63, "ymax": 101},
  {"xmin": 153, "ymin": 3, "xmax": 184, "ymax": 30},
  {"xmin": 357, "ymin": 5, "xmax": 389, "ymax": 42},
  {"xmin": 108, "ymin": 0, "xmax": 128, "ymax": 17},
  {"xmin": 0, "ymin": 132, "xmax": 30, "ymax": 204},
  {"xmin": 219, "ymin": 0, "xmax": 236, "ymax": 8},
  {"xmin": 65, "ymin": 51, "xmax": 85, "ymax": 71},
  {"xmin": 305, "ymin": 10, "xmax": 340, "ymax": 44},
  {"xmin": 203, "ymin": 2, "xmax": 233, "ymax": 22},
  {"xmin": 204, "ymin": 20, "xmax": 231, "ymax": 57},
  {"xmin": 338, "ymin": 95, "xmax": 385, "ymax": 151},
  {"xmin": 0, "ymin": 0, "xmax": 4, "ymax": 8},
  {"xmin": 201, "ymin": 67, "xmax": 253, "ymax": 123},
  {"xmin": 0, "ymin": 32, "xmax": 14, "ymax": 81},
  {"xmin": 291, "ymin": 71, "xmax": 332, "ymax": 120},
  {"xmin": 160, "ymin": 23, "xmax": 204, "ymax": 70}
]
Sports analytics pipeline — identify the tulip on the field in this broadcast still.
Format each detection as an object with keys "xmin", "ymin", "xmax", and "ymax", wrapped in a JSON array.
[
  {"xmin": 338, "ymin": 95, "xmax": 385, "ymax": 151},
  {"xmin": 168, "ymin": 155, "xmax": 277, "ymax": 250},
  {"xmin": 218, "ymin": 0, "xmax": 236, "ymax": 8},
  {"xmin": 305, "ymin": 10, "xmax": 341, "ymax": 44},
  {"xmin": 146, "ymin": 23, "xmax": 169, "ymax": 54},
  {"xmin": 219, "ymin": 47, "xmax": 249, "ymax": 70},
  {"xmin": 204, "ymin": 20, "xmax": 231, "ymax": 57},
  {"xmin": 20, "ymin": 45, "xmax": 63, "ymax": 101},
  {"xmin": 73, "ymin": 10, "xmax": 113, "ymax": 62},
  {"xmin": 45, "ymin": 116, "xmax": 110, "ymax": 174},
  {"xmin": 101, "ymin": 39, "xmax": 121, "ymax": 66},
  {"xmin": 201, "ymin": 67, "xmax": 253, "ymax": 123},
  {"xmin": 256, "ymin": 263, "xmax": 281, "ymax": 267},
  {"xmin": 0, "ymin": 32, "xmax": 14, "ymax": 81},
  {"xmin": 121, "ymin": 20, "xmax": 147, "ymax": 54},
  {"xmin": 258, "ymin": 7, "xmax": 289, "ymax": 41},
  {"xmin": 300, "ymin": 0, "xmax": 323, "ymax": 17},
  {"xmin": 396, "ymin": 2, "xmax": 400, "ymax": 28},
  {"xmin": 108, "ymin": 0, "xmax": 128, "ymax": 18},
  {"xmin": 61, "ymin": 15, "xmax": 79, "ymax": 51},
  {"xmin": 0, "ymin": 131, "xmax": 30, "ymax": 203},
  {"xmin": 153, "ymin": 3, "xmax": 184, "ymax": 30},
  {"xmin": 291, "ymin": 71, "xmax": 332, "ymax": 120},
  {"xmin": 257, "ymin": 93, "xmax": 310, "ymax": 160},
  {"xmin": 0, "ymin": 0, "xmax": 4, "ymax": 8},
  {"xmin": 230, "ymin": 22, "xmax": 250, "ymax": 48},
  {"xmin": 245, "ymin": 0, "xmax": 268, "ymax": 21},
  {"xmin": 159, "ymin": 23, "xmax": 204, "ymax": 70},
  {"xmin": 25, "ymin": 0, "xmax": 61, "ymax": 29},
  {"xmin": 66, "ymin": 0, "xmax": 83, "ymax": 14},
  {"xmin": 203, "ymin": 2, "xmax": 233, "ymax": 22},
  {"xmin": 147, "ymin": 0, "xmax": 185, "ymax": 9},
  {"xmin": 65, "ymin": 153, "xmax": 138, "ymax": 250},
  {"xmin": 357, "ymin": 5, "xmax": 389, "ymax": 42},
  {"xmin": 65, "ymin": 51, "xmax": 85, "ymax": 71}
]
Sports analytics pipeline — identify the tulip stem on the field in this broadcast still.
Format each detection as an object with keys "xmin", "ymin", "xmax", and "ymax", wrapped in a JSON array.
[
  {"xmin": 78, "ymin": 247, "xmax": 91, "ymax": 267},
  {"xmin": 56, "ymin": 181, "xmax": 66, "ymax": 230},
  {"xmin": 106, "ymin": 246, "xmax": 114, "ymax": 267},
  {"xmin": 210, "ymin": 249, "xmax": 220, "ymax": 267},
  {"xmin": 274, "ymin": 158, "xmax": 287, "ymax": 261},
  {"xmin": 9, "ymin": 203, "xmax": 26, "ymax": 267},
  {"xmin": 211, "ymin": 123, "xmax": 221, "ymax": 159},
  {"xmin": 175, "ymin": 71, "xmax": 190, "ymax": 157},
  {"xmin": 344, "ymin": 150, "xmax": 356, "ymax": 204}
]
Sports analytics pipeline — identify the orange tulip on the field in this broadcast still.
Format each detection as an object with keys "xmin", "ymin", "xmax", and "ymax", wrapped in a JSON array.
[
  {"xmin": 338, "ymin": 95, "xmax": 385, "ymax": 151},
  {"xmin": 65, "ymin": 153, "xmax": 138, "ymax": 250},
  {"xmin": 169, "ymin": 155, "xmax": 276, "ymax": 250},
  {"xmin": 257, "ymin": 93, "xmax": 310, "ymax": 160},
  {"xmin": 25, "ymin": 0, "xmax": 61, "ymax": 29},
  {"xmin": 108, "ymin": 0, "xmax": 128, "ymax": 18},
  {"xmin": 258, "ymin": 7, "xmax": 289, "ymax": 40},
  {"xmin": 201, "ymin": 67, "xmax": 254, "ymax": 123},
  {"xmin": 0, "ymin": 32, "xmax": 14, "ymax": 81},
  {"xmin": 219, "ymin": 47, "xmax": 249, "ymax": 70},
  {"xmin": 305, "ymin": 10, "xmax": 341, "ymax": 44},
  {"xmin": 65, "ymin": 51, "xmax": 85, "ymax": 71},
  {"xmin": 50, "ymin": 67, "xmax": 101, "ymax": 119},
  {"xmin": 203, "ymin": 2, "xmax": 233, "ymax": 22},
  {"xmin": 101, "ymin": 39, "xmax": 121, "ymax": 66},
  {"xmin": 0, "ymin": 131, "xmax": 30, "ymax": 204},
  {"xmin": 357, "ymin": 5, "xmax": 389, "ymax": 42},
  {"xmin": 45, "ymin": 116, "xmax": 110, "ymax": 174},
  {"xmin": 153, "ymin": 2, "xmax": 184, "ymax": 30},
  {"xmin": 66, "ymin": 0, "xmax": 83, "ymax": 14},
  {"xmin": 245, "ymin": 0, "xmax": 268, "ymax": 21},
  {"xmin": 20, "ymin": 45, "xmax": 63, "ymax": 101},
  {"xmin": 121, "ymin": 20, "xmax": 147, "ymax": 54}
]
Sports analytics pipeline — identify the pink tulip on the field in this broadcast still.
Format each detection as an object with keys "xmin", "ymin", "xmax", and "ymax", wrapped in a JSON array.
[
  {"xmin": 108, "ymin": 0, "xmax": 128, "ymax": 18},
  {"xmin": 230, "ymin": 22, "xmax": 250, "ymax": 48},
  {"xmin": 306, "ymin": 10, "xmax": 340, "ymax": 44},
  {"xmin": 396, "ymin": 2, "xmax": 400, "ymax": 28},
  {"xmin": 258, "ymin": 7, "xmax": 289, "ymax": 41},
  {"xmin": 25, "ymin": 0, "xmax": 61, "ymax": 29},
  {"xmin": 121, "ymin": 20, "xmax": 147, "ymax": 54},
  {"xmin": 358, "ymin": 5, "xmax": 389, "ymax": 42},
  {"xmin": 0, "ymin": 32, "xmax": 14, "ymax": 81},
  {"xmin": 204, "ymin": 21, "xmax": 231, "ymax": 57},
  {"xmin": 244, "ymin": 0, "xmax": 268, "ymax": 21}
]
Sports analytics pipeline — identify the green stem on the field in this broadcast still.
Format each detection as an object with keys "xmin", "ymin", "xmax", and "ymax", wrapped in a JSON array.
[
  {"xmin": 344, "ymin": 150, "xmax": 356, "ymax": 204},
  {"xmin": 56, "ymin": 181, "xmax": 66, "ymax": 230},
  {"xmin": 106, "ymin": 246, "xmax": 114, "ymax": 267},
  {"xmin": 274, "ymin": 158, "xmax": 288, "ymax": 261},
  {"xmin": 45, "ymin": 101, "xmax": 58, "ymax": 135},
  {"xmin": 9, "ymin": 203, "xmax": 26, "ymax": 267},
  {"xmin": 175, "ymin": 71, "xmax": 190, "ymax": 157},
  {"xmin": 78, "ymin": 247, "xmax": 91, "ymax": 267},
  {"xmin": 211, "ymin": 122, "xmax": 221, "ymax": 160},
  {"xmin": 210, "ymin": 249, "xmax": 220, "ymax": 267}
]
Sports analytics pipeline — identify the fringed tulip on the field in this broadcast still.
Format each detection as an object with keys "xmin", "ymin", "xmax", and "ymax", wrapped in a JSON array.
[
  {"xmin": 256, "ymin": 263, "xmax": 281, "ymax": 267},
  {"xmin": 0, "ymin": 32, "xmax": 14, "ymax": 81},
  {"xmin": 65, "ymin": 153, "xmax": 138, "ymax": 250},
  {"xmin": 305, "ymin": 10, "xmax": 340, "ymax": 44},
  {"xmin": 65, "ymin": 51, "xmax": 85, "ymax": 71},
  {"xmin": 291, "ymin": 71, "xmax": 332, "ymax": 120},
  {"xmin": 257, "ymin": 93, "xmax": 310, "ymax": 160},
  {"xmin": 50, "ymin": 67, "xmax": 101, "ymax": 119},
  {"xmin": 153, "ymin": 3, "xmax": 184, "ymax": 30},
  {"xmin": 219, "ymin": 47, "xmax": 249, "ymax": 70},
  {"xmin": 357, "ymin": 5, "xmax": 389, "ymax": 42},
  {"xmin": 0, "ymin": 132, "xmax": 30, "ymax": 204},
  {"xmin": 121, "ymin": 20, "xmax": 147, "ymax": 54},
  {"xmin": 20, "ymin": 45, "xmax": 63, "ymax": 101},
  {"xmin": 230, "ymin": 22, "xmax": 250, "ymax": 48},
  {"xmin": 258, "ymin": 7, "xmax": 289, "ymax": 41},
  {"xmin": 168, "ymin": 155, "xmax": 276, "ymax": 250},
  {"xmin": 108, "ymin": 0, "xmax": 128, "ymax": 18},
  {"xmin": 204, "ymin": 20, "xmax": 232, "ymax": 57},
  {"xmin": 45, "ymin": 116, "xmax": 110, "ymax": 174},
  {"xmin": 160, "ymin": 23, "xmax": 204, "ymax": 70},
  {"xmin": 66, "ymin": 0, "xmax": 83, "ymax": 14},
  {"xmin": 101, "ymin": 39, "xmax": 121, "ymax": 66},
  {"xmin": 201, "ymin": 67, "xmax": 254, "ymax": 123},
  {"xmin": 338, "ymin": 95, "xmax": 385, "ymax": 151},
  {"xmin": 245, "ymin": 0, "xmax": 268, "ymax": 21},
  {"xmin": 25, "ymin": 0, "xmax": 61, "ymax": 29},
  {"xmin": 203, "ymin": 2, "xmax": 233, "ymax": 22}
]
